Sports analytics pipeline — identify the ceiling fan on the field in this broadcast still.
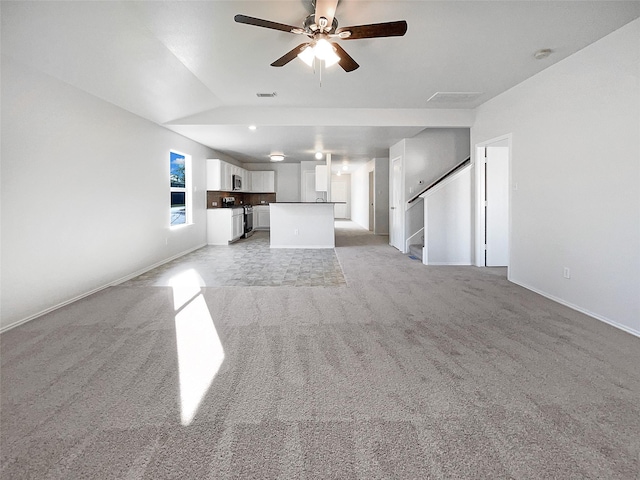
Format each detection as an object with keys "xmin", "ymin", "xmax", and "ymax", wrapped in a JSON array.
[{"xmin": 234, "ymin": 0, "xmax": 407, "ymax": 72}]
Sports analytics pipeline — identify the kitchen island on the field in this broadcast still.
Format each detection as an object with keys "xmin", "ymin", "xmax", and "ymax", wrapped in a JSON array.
[{"xmin": 270, "ymin": 202, "xmax": 336, "ymax": 248}]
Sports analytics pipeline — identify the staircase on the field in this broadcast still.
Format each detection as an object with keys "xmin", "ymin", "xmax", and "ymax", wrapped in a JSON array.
[{"xmin": 408, "ymin": 243, "xmax": 423, "ymax": 261}]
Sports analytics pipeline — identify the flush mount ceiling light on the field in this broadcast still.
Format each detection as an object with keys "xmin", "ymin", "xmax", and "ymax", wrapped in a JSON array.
[
  {"xmin": 315, "ymin": 151, "xmax": 324, "ymax": 160},
  {"xmin": 248, "ymin": 125, "xmax": 257, "ymax": 131},
  {"xmin": 534, "ymin": 48, "xmax": 553, "ymax": 60},
  {"xmin": 270, "ymin": 154, "xmax": 285, "ymax": 162},
  {"xmin": 342, "ymin": 165, "xmax": 348, "ymax": 171}
]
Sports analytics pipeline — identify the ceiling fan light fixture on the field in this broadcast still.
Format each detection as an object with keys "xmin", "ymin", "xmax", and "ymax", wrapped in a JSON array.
[
  {"xmin": 298, "ymin": 45, "xmax": 315, "ymax": 66},
  {"xmin": 314, "ymin": 39, "xmax": 340, "ymax": 66},
  {"xmin": 298, "ymin": 39, "xmax": 340, "ymax": 68},
  {"xmin": 270, "ymin": 154, "xmax": 285, "ymax": 162},
  {"xmin": 314, "ymin": 39, "xmax": 333, "ymax": 60},
  {"xmin": 323, "ymin": 49, "xmax": 340, "ymax": 68}
]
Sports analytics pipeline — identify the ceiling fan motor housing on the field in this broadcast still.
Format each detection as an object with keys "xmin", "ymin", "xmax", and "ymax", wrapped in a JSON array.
[{"xmin": 304, "ymin": 14, "xmax": 339, "ymax": 34}]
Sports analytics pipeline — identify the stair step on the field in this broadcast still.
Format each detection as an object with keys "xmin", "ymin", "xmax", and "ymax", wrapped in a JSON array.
[{"xmin": 408, "ymin": 244, "xmax": 423, "ymax": 260}]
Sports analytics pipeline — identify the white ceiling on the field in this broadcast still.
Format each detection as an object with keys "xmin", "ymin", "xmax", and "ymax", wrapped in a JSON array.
[{"xmin": 2, "ymin": 1, "xmax": 639, "ymax": 171}]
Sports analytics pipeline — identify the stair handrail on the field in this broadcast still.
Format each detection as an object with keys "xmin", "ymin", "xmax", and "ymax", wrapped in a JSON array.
[{"xmin": 407, "ymin": 157, "xmax": 471, "ymax": 204}]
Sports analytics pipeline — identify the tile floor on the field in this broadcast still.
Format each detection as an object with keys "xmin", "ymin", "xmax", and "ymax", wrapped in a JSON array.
[{"xmin": 122, "ymin": 231, "xmax": 346, "ymax": 287}]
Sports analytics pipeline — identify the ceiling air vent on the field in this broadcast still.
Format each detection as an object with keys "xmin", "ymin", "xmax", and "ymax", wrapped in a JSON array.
[
  {"xmin": 256, "ymin": 92, "xmax": 277, "ymax": 98},
  {"xmin": 427, "ymin": 92, "xmax": 482, "ymax": 104}
]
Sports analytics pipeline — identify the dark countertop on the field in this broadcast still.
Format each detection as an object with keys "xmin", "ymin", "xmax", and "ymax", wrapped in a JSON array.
[{"xmin": 270, "ymin": 202, "xmax": 346, "ymax": 204}]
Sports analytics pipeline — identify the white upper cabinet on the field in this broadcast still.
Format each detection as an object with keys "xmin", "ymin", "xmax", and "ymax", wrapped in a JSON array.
[
  {"xmin": 206, "ymin": 159, "xmax": 222, "ymax": 190},
  {"xmin": 222, "ymin": 162, "xmax": 232, "ymax": 191},
  {"xmin": 250, "ymin": 171, "xmax": 275, "ymax": 192},
  {"xmin": 207, "ymin": 159, "xmax": 235, "ymax": 191},
  {"xmin": 208, "ymin": 160, "xmax": 275, "ymax": 193}
]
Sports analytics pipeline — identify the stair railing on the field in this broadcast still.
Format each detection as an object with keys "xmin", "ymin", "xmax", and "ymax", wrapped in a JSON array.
[{"xmin": 407, "ymin": 157, "xmax": 471, "ymax": 205}]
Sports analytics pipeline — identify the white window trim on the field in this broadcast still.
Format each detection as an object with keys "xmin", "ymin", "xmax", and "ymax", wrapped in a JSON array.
[{"xmin": 170, "ymin": 150, "xmax": 193, "ymax": 228}]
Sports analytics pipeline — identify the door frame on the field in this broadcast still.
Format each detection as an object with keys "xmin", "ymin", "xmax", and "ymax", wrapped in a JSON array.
[
  {"xmin": 390, "ymin": 155, "xmax": 405, "ymax": 252},
  {"xmin": 474, "ymin": 134, "xmax": 512, "ymax": 275}
]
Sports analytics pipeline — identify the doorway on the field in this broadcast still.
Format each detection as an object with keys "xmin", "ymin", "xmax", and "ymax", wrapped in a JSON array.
[{"xmin": 475, "ymin": 136, "xmax": 511, "ymax": 269}]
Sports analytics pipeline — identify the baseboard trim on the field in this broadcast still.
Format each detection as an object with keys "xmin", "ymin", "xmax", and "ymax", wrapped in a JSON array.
[
  {"xmin": 510, "ymin": 279, "xmax": 640, "ymax": 339},
  {"xmin": 0, "ymin": 243, "xmax": 207, "ymax": 334},
  {"xmin": 426, "ymin": 262, "xmax": 472, "ymax": 266}
]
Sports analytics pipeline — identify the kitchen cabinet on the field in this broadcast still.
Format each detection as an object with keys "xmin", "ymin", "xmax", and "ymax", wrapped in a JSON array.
[
  {"xmin": 254, "ymin": 205, "xmax": 270, "ymax": 229},
  {"xmin": 206, "ymin": 159, "xmax": 223, "ymax": 190},
  {"xmin": 250, "ymin": 171, "xmax": 275, "ymax": 192},
  {"xmin": 208, "ymin": 160, "xmax": 274, "ymax": 193},
  {"xmin": 207, "ymin": 159, "xmax": 244, "ymax": 191},
  {"xmin": 207, "ymin": 207, "xmax": 244, "ymax": 245}
]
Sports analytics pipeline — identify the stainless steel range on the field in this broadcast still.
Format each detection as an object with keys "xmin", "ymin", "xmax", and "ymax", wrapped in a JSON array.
[{"xmin": 243, "ymin": 205, "xmax": 254, "ymax": 238}]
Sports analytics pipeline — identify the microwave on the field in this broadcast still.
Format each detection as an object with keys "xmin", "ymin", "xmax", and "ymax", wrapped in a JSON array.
[{"xmin": 232, "ymin": 174, "xmax": 242, "ymax": 191}]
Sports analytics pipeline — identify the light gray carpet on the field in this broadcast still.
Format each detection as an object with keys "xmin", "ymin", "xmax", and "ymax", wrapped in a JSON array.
[{"xmin": 2, "ymin": 222, "xmax": 639, "ymax": 479}]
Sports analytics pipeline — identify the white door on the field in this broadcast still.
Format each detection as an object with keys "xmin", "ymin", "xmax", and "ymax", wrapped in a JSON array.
[
  {"xmin": 391, "ymin": 157, "xmax": 403, "ymax": 251},
  {"xmin": 331, "ymin": 176, "xmax": 349, "ymax": 219},
  {"xmin": 485, "ymin": 146, "xmax": 509, "ymax": 266}
]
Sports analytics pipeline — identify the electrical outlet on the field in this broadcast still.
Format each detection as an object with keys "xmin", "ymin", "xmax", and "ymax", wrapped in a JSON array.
[
  {"xmin": 294, "ymin": 228, "xmax": 299, "ymax": 235},
  {"xmin": 563, "ymin": 267, "xmax": 571, "ymax": 279},
  {"xmin": 212, "ymin": 201, "xmax": 217, "ymax": 206}
]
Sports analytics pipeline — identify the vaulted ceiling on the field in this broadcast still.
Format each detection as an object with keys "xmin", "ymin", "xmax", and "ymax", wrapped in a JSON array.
[{"xmin": 3, "ymin": 1, "xmax": 639, "ymax": 170}]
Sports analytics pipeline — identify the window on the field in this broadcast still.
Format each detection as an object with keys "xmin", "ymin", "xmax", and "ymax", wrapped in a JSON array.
[{"xmin": 170, "ymin": 151, "xmax": 191, "ymax": 226}]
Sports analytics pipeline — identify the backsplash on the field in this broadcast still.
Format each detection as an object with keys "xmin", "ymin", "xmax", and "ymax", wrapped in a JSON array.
[{"xmin": 206, "ymin": 191, "xmax": 276, "ymax": 208}]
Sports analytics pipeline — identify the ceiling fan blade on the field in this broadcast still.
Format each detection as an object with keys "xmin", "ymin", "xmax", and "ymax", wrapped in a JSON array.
[
  {"xmin": 234, "ymin": 14, "xmax": 301, "ymax": 34},
  {"xmin": 331, "ymin": 43, "xmax": 359, "ymax": 72},
  {"xmin": 271, "ymin": 43, "xmax": 310, "ymax": 67},
  {"xmin": 336, "ymin": 20, "xmax": 408, "ymax": 40},
  {"xmin": 314, "ymin": 0, "xmax": 339, "ymax": 29}
]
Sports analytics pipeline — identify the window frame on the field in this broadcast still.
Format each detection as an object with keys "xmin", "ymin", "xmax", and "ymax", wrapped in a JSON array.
[{"xmin": 170, "ymin": 150, "xmax": 192, "ymax": 228}]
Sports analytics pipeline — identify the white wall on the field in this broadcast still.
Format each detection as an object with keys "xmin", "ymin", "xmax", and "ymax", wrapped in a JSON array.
[
  {"xmin": 1, "ymin": 58, "xmax": 217, "ymax": 330},
  {"xmin": 243, "ymin": 162, "xmax": 300, "ymax": 201},
  {"xmin": 423, "ymin": 166, "xmax": 472, "ymax": 265},
  {"xmin": 404, "ymin": 129, "xmax": 471, "ymax": 202},
  {"xmin": 472, "ymin": 18, "xmax": 640, "ymax": 335}
]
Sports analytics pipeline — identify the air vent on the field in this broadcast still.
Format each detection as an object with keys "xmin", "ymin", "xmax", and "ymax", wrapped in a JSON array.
[
  {"xmin": 427, "ymin": 92, "xmax": 482, "ymax": 104},
  {"xmin": 256, "ymin": 92, "xmax": 277, "ymax": 98}
]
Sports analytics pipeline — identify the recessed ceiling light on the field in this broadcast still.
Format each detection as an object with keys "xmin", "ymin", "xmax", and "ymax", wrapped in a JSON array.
[
  {"xmin": 248, "ymin": 125, "xmax": 257, "ymax": 131},
  {"xmin": 270, "ymin": 154, "xmax": 285, "ymax": 162},
  {"xmin": 315, "ymin": 152, "xmax": 323, "ymax": 160},
  {"xmin": 342, "ymin": 165, "xmax": 348, "ymax": 171}
]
